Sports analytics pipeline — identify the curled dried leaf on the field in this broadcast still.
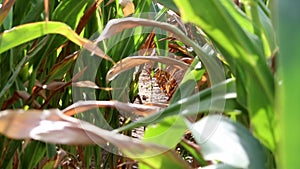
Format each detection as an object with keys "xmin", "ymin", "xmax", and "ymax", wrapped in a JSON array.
[
  {"xmin": 0, "ymin": 109, "xmax": 192, "ymax": 167},
  {"xmin": 62, "ymin": 100, "xmax": 160, "ymax": 117},
  {"xmin": 72, "ymin": 80, "xmax": 113, "ymax": 90},
  {"xmin": 106, "ymin": 56, "xmax": 189, "ymax": 82}
]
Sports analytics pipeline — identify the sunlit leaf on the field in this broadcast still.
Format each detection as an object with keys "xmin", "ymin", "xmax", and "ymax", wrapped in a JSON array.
[
  {"xmin": 173, "ymin": 0, "xmax": 276, "ymax": 151},
  {"xmin": 277, "ymin": 0, "xmax": 300, "ymax": 168},
  {"xmin": 0, "ymin": 109, "xmax": 190, "ymax": 168},
  {"xmin": 155, "ymin": 0, "xmax": 179, "ymax": 14},
  {"xmin": 52, "ymin": 0, "xmax": 94, "ymax": 29},
  {"xmin": 0, "ymin": 21, "xmax": 114, "ymax": 63},
  {"xmin": 188, "ymin": 115, "xmax": 266, "ymax": 169},
  {"xmin": 242, "ymin": 0, "xmax": 276, "ymax": 57},
  {"xmin": 143, "ymin": 116, "xmax": 186, "ymax": 148}
]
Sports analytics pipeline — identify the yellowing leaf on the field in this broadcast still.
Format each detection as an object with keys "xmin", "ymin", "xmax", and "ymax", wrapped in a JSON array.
[{"xmin": 0, "ymin": 21, "xmax": 114, "ymax": 63}]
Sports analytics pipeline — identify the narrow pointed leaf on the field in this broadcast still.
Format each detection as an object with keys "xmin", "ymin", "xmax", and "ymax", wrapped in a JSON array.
[
  {"xmin": 0, "ymin": 0, "xmax": 15, "ymax": 25},
  {"xmin": 62, "ymin": 100, "xmax": 160, "ymax": 117},
  {"xmin": 0, "ymin": 21, "xmax": 114, "ymax": 63}
]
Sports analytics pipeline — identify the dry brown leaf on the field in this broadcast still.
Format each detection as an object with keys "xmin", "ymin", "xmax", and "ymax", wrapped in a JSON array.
[
  {"xmin": 72, "ymin": 80, "xmax": 100, "ymax": 89},
  {"xmin": 96, "ymin": 17, "xmax": 187, "ymax": 43},
  {"xmin": 76, "ymin": 0, "xmax": 103, "ymax": 34},
  {"xmin": 83, "ymin": 41, "xmax": 115, "ymax": 64},
  {"xmin": 106, "ymin": 56, "xmax": 189, "ymax": 82},
  {"xmin": 15, "ymin": 91, "xmax": 41, "ymax": 108},
  {"xmin": 44, "ymin": 0, "xmax": 49, "ymax": 22},
  {"xmin": 62, "ymin": 100, "xmax": 160, "ymax": 117},
  {"xmin": 120, "ymin": 0, "xmax": 135, "ymax": 16},
  {"xmin": 144, "ymin": 102, "xmax": 168, "ymax": 108},
  {"xmin": 0, "ymin": 109, "xmax": 115, "ymax": 145},
  {"xmin": 72, "ymin": 80, "xmax": 113, "ymax": 91},
  {"xmin": 42, "ymin": 81, "xmax": 67, "ymax": 90},
  {"xmin": 0, "ymin": 0, "xmax": 16, "ymax": 24},
  {"xmin": 0, "ymin": 109, "xmax": 192, "ymax": 166}
]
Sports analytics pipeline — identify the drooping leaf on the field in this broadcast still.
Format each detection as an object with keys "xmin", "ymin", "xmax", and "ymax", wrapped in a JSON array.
[
  {"xmin": 62, "ymin": 100, "xmax": 160, "ymax": 117},
  {"xmin": 96, "ymin": 16, "xmax": 226, "ymax": 94},
  {"xmin": 107, "ymin": 56, "xmax": 189, "ymax": 82},
  {"xmin": 0, "ymin": 21, "xmax": 114, "ymax": 63},
  {"xmin": 0, "ymin": 109, "xmax": 191, "ymax": 168}
]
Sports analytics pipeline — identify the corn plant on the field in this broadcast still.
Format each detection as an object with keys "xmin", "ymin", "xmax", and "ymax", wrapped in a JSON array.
[{"xmin": 0, "ymin": 0, "xmax": 294, "ymax": 168}]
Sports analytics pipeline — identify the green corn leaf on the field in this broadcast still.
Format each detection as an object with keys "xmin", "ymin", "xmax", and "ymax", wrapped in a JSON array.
[
  {"xmin": 142, "ymin": 116, "xmax": 186, "ymax": 148},
  {"xmin": 173, "ymin": 0, "xmax": 276, "ymax": 151},
  {"xmin": 277, "ymin": 0, "xmax": 300, "ymax": 168},
  {"xmin": 155, "ymin": 0, "xmax": 179, "ymax": 14},
  {"xmin": 20, "ymin": 141, "xmax": 46, "ymax": 169},
  {"xmin": 188, "ymin": 115, "xmax": 266, "ymax": 169},
  {"xmin": 52, "ymin": 0, "xmax": 94, "ymax": 29},
  {"xmin": 0, "ymin": 139, "xmax": 22, "ymax": 168},
  {"xmin": 0, "ymin": 21, "xmax": 113, "ymax": 62}
]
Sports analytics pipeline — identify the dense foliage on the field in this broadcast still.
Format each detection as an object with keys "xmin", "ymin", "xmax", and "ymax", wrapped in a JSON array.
[{"xmin": 0, "ymin": 0, "xmax": 296, "ymax": 168}]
